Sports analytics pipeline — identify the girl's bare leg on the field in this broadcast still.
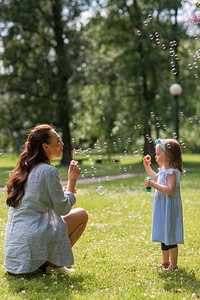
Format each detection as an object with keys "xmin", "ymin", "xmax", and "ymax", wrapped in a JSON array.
[
  {"xmin": 169, "ymin": 246, "xmax": 178, "ymax": 269},
  {"xmin": 162, "ymin": 250, "xmax": 169, "ymax": 266}
]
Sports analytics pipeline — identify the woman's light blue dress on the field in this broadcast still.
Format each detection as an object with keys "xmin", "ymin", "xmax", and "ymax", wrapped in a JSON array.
[
  {"xmin": 4, "ymin": 163, "xmax": 76, "ymax": 274},
  {"xmin": 152, "ymin": 167, "xmax": 184, "ymax": 245}
]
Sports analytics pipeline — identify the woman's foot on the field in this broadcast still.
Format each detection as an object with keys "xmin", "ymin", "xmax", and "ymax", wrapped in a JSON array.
[{"xmin": 46, "ymin": 266, "xmax": 75, "ymax": 275}]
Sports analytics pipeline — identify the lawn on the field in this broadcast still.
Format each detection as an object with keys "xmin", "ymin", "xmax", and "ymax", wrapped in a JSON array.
[{"xmin": 0, "ymin": 154, "xmax": 200, "ymax": 299}]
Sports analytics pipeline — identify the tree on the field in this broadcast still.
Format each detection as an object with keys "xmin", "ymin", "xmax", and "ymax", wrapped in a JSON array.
[
  {"xmin": 81, "ymin": 0, "xmax": 188, "ymax": 158},
  {"xmin": 0, "ymin": 0, "xmax": 91, "ymax": 164}
]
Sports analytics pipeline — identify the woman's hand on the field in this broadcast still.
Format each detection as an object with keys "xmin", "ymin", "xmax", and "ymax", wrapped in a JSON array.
[
  {"xmin": 66, "ymin": 160, "xmax": 81, "ymax": 193},
  {"xmin": 68, "ymin": 160, "xmax": 81, "ymax": 182}
]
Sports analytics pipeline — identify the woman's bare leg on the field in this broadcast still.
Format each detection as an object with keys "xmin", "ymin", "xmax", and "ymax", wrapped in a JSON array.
[
  {"xmin": 63, "ymin": 207, "xmax": 88, "ymax": 247},
  {"xmin": 43, "ymin": 208, "xmax": 88, "ymax": 269}
]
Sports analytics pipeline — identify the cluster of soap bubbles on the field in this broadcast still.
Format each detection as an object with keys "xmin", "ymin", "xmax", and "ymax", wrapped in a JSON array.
[
  {"xmin": 135, "ymin": 9, "xmax": 200, "ymax": 79},
  {"xmin": 135, "ymin": 13, "xmax": 153, "ymax": 36},
  {"xmin": 74, "ymin": 148, "xmax": 92, "ymax": 156},
  {"xmin": 71, "ymin": 109, "xmax": 200, "ymax": 196},
  {"xmin": 186, "ymin": 41, "xmax": 200, "ymax": 78}
]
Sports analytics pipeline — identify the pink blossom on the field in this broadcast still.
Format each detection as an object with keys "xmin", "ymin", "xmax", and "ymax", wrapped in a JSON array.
[{"xmin": 190, "ymin": 12, "xmax": 200, "ymax": 24}]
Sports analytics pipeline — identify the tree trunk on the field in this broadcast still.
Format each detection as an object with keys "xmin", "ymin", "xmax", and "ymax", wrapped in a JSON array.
[
  {"xmin": 61, "ymin": 117, "xmax": 72, "ymax": 166},
  {"xmin": 51, "ymin": 0, "xmax": 72, "ymax": 165}
]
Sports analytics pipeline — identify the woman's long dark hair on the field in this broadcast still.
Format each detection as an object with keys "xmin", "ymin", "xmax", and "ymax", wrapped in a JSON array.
[{"xmin": 7, "ymin": 124, "xmax": 54, "ymax": 207}]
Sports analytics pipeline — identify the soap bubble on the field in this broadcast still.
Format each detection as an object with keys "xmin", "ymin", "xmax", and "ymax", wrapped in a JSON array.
[
  {"xmin": 97, "ymin": 186, "xmax": 104, "ymax": 195},
  {"xmin": 155, "ymin": 38, "xmax": 160, "ymax": 45},
  {"xmin": 189, "ymin": 118, "xmax": 193, "ymax": 123},
  {"xmin": 163, "ymin": 124, "xmax": 167, "ymax": 130},
  {"xmin": 193, "ymin": 62, "xmax": 198, "ymax": 68},
  {"xmin": 134, "ymin": 150, "xmax": 139, "ymax": 156},
  {"xmin": 162, "ymin": 43, "xmax": 166, "ymax": 50},
  {"xmin": 103, "ymin": 142, "xmax": 108, "ymax": 148},
  {"xmin": 150, "ymin": 112, "xmax": 154, "ymax": 117},
  {"xmin": 171, "ymin": 68, "xmax": 177, "ymax": 75},
  {"xmin": 169, "ymin": 49, "xmax": 175, "ymax": 56},
  {"xmin": 148, "ymin": 14, "xmax": 153, "ymax": 20},
  {"xmin": 188, "ymin": 63, "xmax": 193, "ymax": 70},
  {"xmin": 170, "ymin": 61, "xmax": 175, "ymax": 67},
  {"xmin": 149, "ymin": 34, "xmax": 154, "ymax": 40},
  {"xmin": 174, "ymin": 54, "xmax": 179, "ymax": 60},
  {"xmin": 143, "ymin": 20, "xmax": 148, "ymax": 27}
]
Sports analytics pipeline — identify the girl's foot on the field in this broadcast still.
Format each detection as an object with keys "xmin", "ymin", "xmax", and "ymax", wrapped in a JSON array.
[
  {"xmin": 155, "ymin": 262, "xmax": 170, "ymax": 269},
  {"xmin": 162, "ymin": 265, "xmax": 178, "ymax": 272}
]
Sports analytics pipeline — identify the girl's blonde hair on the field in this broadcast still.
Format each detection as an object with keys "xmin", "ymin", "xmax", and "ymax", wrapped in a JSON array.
[{"xmin": 163, "ymin": 139, "xmax": 184, "ymax": 173}]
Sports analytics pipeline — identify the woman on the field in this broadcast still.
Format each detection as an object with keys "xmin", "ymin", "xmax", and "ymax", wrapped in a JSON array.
[{"xmin": 4, "ymin": 124, "xmax": 88, "ymax": 275}]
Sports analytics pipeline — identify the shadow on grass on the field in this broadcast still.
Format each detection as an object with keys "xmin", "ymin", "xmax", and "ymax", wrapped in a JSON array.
[
  {"xmin": 4, "ymin": 269, "xmax": 96, "ymax": 297},
  {"xmin": 158, "ymin": 267, "xmax": 200, "ymax": 294}
]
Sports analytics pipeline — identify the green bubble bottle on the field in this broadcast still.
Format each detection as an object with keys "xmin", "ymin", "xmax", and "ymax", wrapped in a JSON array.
[{"xmin": 146, "ymin": 177, "xmax": 151, "ymax": 193}]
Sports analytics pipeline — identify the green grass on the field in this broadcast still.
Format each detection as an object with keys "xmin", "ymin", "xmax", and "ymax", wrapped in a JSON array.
[{"xmin": 0, "ymin": 162, "xmax": 200, "ymax": 299}]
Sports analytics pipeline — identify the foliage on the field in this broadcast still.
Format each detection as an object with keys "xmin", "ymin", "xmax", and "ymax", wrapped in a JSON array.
[
  {"xmin": 0, "ymin": 0, "xmax": 92, "ymax": 164},
  {"xmin": 0, "ymin": 0, "xmax": 200, "ymax": 160},
  {"xmin": 71, "ymin": 0, "xmax": 200, "ymax": 155}
]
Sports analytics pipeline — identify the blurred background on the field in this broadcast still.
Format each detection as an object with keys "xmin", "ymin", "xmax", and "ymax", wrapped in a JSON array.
[{"xmin": 0, "ymin": 0, "xmax": 199, "ymax": 166}]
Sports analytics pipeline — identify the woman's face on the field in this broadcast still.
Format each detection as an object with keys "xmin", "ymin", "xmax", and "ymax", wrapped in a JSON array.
[{"xmin": 43, "ymin": 130, "xmax": 64, "ymax": 162}]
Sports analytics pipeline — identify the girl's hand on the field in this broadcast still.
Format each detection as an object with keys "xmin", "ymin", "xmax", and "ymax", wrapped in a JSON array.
[
  {"xmin": 145, "ymin": 178, "xmax": 153, "ymax": 188},
  {"xmin": 143, "ymin": 155, "xmax": 151, "ymax": 167}
]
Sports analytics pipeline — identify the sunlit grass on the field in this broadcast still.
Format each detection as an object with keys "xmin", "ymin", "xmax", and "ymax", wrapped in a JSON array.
[{"xmin": 0, "ymin": 168, "xmax": 200, "ymax": 299}]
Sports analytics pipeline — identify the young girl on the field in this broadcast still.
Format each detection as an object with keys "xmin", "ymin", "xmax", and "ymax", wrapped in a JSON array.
[{"xmin": 143, "ymin": 138, "xmax": 184, "ymax": 271}]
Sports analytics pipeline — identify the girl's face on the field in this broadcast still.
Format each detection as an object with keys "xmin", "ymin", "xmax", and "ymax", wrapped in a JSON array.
[
  {"xmin": 155, "ymin": 144, "xmax": 167, "ymax": 167},
  {"xmin": 43, "ymin": 130, "xmax": 64, "ymax": 162}
]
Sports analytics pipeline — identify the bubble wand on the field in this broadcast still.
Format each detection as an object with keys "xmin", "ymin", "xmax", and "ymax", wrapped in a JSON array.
[
  {"xmin": 145, "ymin": 155, "xmax": 152, "ymax": 193},
  {"xmin": 73, "ymin": 148, "xmax": 76, "ymax": 161}
]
